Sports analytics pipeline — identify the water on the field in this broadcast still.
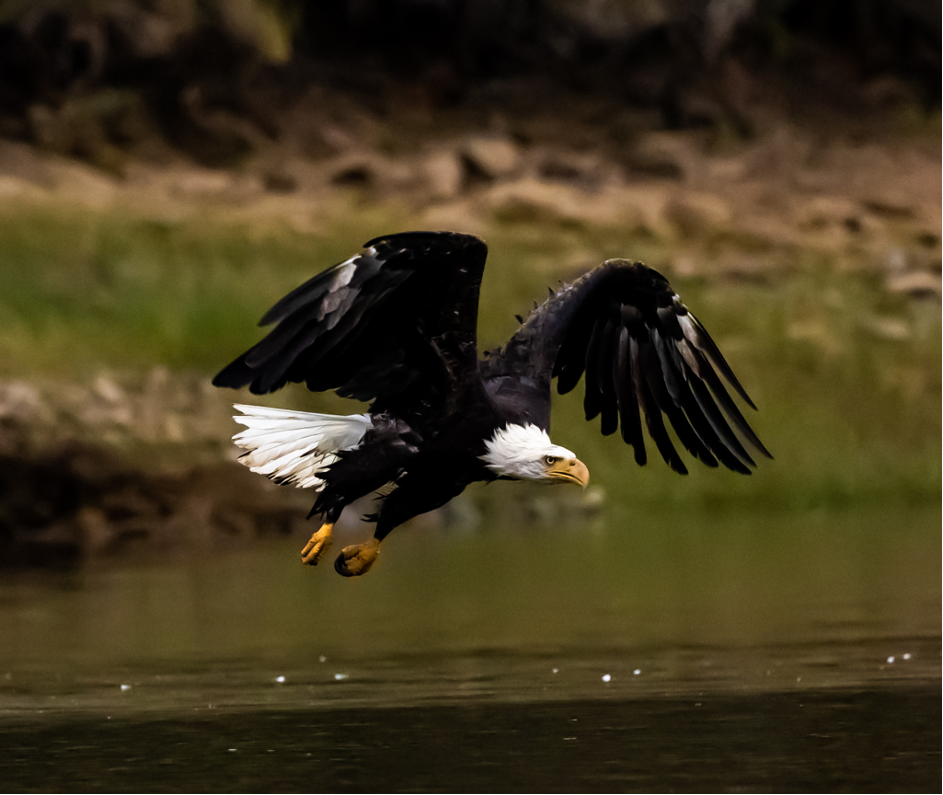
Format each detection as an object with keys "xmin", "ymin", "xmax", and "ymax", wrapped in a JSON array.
[
  {"xmin": 2, "ymin": 689, "xmax": 938, "ymax": 792},
  {"xmin": 0, "ymin": 504, "xmax": 939, "ymax": 791}
]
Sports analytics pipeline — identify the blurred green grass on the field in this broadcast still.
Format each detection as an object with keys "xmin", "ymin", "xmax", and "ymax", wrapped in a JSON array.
[{"xmin": 0, "ymin": 205, "xmax": 938, "ymax": 514}]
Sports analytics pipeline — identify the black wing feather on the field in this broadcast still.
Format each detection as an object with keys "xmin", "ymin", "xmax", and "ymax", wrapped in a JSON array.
[
  {"xmin": 687, "ymin": 374, "xmax": 755, "ymax": 472},
  {"xmin": 486, "ymin": 258, "xmax": 770, "ymax": 475},
  {"xmin": 641, "ymin": 334, "xmax": 715, "ymax": 468},
  {"xmin": 614, "ymin": 326, "xmax": 645, "ymax": 463},
  {"xmin": 596, "ymin": 319, "xmax": 619, "ymax": 436},
  {"xmin": 582, "ymin": 319, "xmax": 605, "ymax": 421},
  {"xmin": 214, "ymin": 232, "xmax": 489, "ymax": 429},
  {"xmin": 632, "ymin": 335, "xmax": 688, "ymax": 474}
]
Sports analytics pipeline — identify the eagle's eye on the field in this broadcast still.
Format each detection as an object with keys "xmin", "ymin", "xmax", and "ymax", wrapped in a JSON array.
[{"xmin": 544, "ymin": 455, "xmax": 559, "ymax": 466}]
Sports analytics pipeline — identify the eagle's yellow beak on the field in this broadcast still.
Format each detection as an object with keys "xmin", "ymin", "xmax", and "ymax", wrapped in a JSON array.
[{"xmin": 546, "ymin": 457, "xmax": 590, "ymax": 489}]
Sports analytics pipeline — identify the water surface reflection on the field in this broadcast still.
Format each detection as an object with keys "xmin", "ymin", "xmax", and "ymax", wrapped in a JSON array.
[{"xmin": 1, "ymin": 505, "xmax": 939, "ymax": 790}]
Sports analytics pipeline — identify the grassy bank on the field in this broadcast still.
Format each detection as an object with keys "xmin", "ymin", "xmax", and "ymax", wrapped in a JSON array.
[{"xmin": 0, "ymin": 204, "xmax": 938, "ymax": 515}]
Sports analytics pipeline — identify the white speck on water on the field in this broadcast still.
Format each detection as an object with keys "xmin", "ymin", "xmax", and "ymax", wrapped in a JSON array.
[
  {"xmin": 552, "ymin": 668, "xmax": 559, "ymax": 674},
  {"xmin": 334, "ymin": 673, "xmax": 348, "ymax": 681},
  {"xmin": 275, "ymin": 676, "xmax": 286, "ymax": 683},
  {"xmin": 120, "ymin": 684, "xmax": 131, "ymax": 691},
  {"xmin": 563, "ymin": 737, "xmax": 577, "ymax": 741},
  {"xmin": 633, "ymin": 669, "xmax": 641, "ymax": 675},
  {"xmin": 601, "ymin": 674, "xmax": 611, "ymax": 682},
  {"xmin": 903, "ymin": 653, "xmax": 911, "ymax": 660},
  {"xmin": 228, "ymin": 749, "xmax": 236, "ymax": 752},
  {"xmin": 887, "ymin": 656, "xmax": 895, "ymax": 664},
  {"xmin": 319, "ymin": 656, "xmax": 327, "ymax": 663}
]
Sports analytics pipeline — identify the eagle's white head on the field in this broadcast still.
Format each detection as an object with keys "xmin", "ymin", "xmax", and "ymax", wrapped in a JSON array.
[{"xmin": 481, "ymin": 424, "xmax": 590, "ymax": 487}]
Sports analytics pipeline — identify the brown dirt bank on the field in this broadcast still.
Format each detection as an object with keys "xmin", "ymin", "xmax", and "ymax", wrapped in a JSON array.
[
  {"xmin": 0, "ymin": 442, "xmax": 306, "ymax": 568},
  {"xmin": 0, "ymin": 374, "xmax": 308, "ymax": 567},
  {"xmin": 2, "ymin": 98, "xmax": 940, "ymax": 285}
]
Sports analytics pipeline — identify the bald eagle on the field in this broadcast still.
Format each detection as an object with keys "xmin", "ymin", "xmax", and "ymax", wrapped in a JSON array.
[{"xmin": 214, "ymin": 231, "xmax": 770, "ymax": 576}]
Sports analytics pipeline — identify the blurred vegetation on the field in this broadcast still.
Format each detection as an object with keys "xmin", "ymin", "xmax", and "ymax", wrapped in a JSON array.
[
  {"xmin": 0, "ymin": 206, "xmax": 937, "ymax": 516},
  {"xmin": 0, "ymin": 0, "xmax": 938, "ymax": 165}
]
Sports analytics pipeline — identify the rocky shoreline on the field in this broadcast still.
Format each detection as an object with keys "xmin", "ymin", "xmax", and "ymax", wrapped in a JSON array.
[{"xmin": 0, "ymin": 372, "xmax": 312, "ymax": 566}]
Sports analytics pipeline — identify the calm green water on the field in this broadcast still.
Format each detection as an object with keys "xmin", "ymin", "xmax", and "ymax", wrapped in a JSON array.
[{"xmin": 0, "ymin": 503, "xmax": 939, "ymax": 791}]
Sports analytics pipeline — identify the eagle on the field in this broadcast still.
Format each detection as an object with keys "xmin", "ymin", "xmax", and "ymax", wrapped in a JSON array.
[{"xmin": 214, "ymin": 231, "xmax": 770, "ymax": 577}]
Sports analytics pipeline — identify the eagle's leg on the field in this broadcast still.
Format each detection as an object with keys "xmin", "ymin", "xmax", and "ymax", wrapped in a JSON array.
[
  {"xmin": 333, "ymin": 470, "xmax": 468, "ymax": 577},
  {"xmin": 300, "ymin": 523, "xmax": 334, "ymax": 565},
  {"xmin": 300, "ymin": 504, "xmax": 345, "ymax": 566},
  {"xmin": 310, "ymin": 442, "xmax": 416, "ymax": 574},
  {"xmin": 334, "ymin": 537, "xmax": 381, "ymax": 577}
]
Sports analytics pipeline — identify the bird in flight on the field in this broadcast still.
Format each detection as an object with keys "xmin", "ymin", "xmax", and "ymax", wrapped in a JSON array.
[{"xmin": 214, "ymin": 231, "xmax": 770, "ymax": 576}]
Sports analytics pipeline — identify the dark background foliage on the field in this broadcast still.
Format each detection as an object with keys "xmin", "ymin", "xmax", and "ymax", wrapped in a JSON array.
[{"xmin": 0, "ymin": 0, "xmax": 938, "ymax": 165}]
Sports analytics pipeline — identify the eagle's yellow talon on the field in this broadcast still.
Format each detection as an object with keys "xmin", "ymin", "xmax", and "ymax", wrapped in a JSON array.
[
  {"xmin": 301, "ymin": 523, "xmax": 334, "ymax": 565},
  {"xmin": 334, "ymin": 537, "xmax": 381, "ymax": 577}
]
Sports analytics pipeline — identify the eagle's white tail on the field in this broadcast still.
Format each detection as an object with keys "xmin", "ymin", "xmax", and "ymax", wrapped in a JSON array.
[{"xmin": 232, "ymin": 404, "xmax": 371, "ymax": 490}]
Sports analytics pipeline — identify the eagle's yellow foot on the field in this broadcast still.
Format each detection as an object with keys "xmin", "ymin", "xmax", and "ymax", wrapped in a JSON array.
[
  {"xmin": 300, "ymin": 523, "xmax": 334, "ymax": 566},
  {"xmin": 334, "ymin": 537, "xmax": 381, "ymax": 577}
]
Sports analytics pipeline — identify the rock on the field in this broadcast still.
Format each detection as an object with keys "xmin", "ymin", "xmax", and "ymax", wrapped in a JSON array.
[
  {"xmin": 50, "ymin": 160, "xmax": 119, "ymax": 209},
  {"xmin": 421, "ymin": 150, "xmax": 464, "ymax": 200},
  {"xmin": 861, "ymin": 315, "xmax": 911, "ymax": 341},
  {"xmin": 0, "ymin": 175, "xmax": 45, "ymax": 201},
  {"xmin": 798, "ymin": 195, "xmax": 861, "ymax": 230},
  {"xmin": 614, "ymin": 185, "xmax": 672, "ymax": 238},
  {"xmin": 319, "ymin": 124, "xmax": 361, "ymax": 154},
  {"xmin": 627, "ymin": 131, "xmax": 698, "ymax": 180},
  {"xmin": 705, "ymin": 154, "xmax": 750, "ymax": 183},
  {"xmin": 172, "ymin": 170, "xmax": 234, "ymax": 199},
  {"xmin": 885, "ymin": 271, "xmax": 941, "ymax": 299},
  {"xmin": 420, "ymin": 199, "xmax": 487, "ymax": 237},
  {"xmin": 863, "ymin": 198, "xmax": 915, "ymax": 220},
  {"xmin": 327, "ymin": 152, "xmax": 413, "ymax": 191},
  {"xmin": 859, "ymin": 75, "xmax": 914, "ymax": 107},
  {"xmin": 914, "ymin": 198, "xmax": 943, "ymax": 235},
  {"xmin": 536, "ymin": 147, "xmax": 603, "ymax": 186},
  {"xmin": 666, "ymin": 191, "xmax": 732, "ymax": 236},
  {"xmin": 0, "ymin": 441, "xmax": 309, "ymax": 567},
  {"xmin": 28, "ymin": 104, "xmax": 73, "ymax": 153},
  {"xmin": 485, "ymin": 177, "xmax": 678, "ymax": 234},
  {"xmin": 263, "ymin": 170, "xmax": 298, "ymax": 193},
  {"xmin": 92, "ymin": 375, "xmax": 125, "ymax": 405},
  {"xmin": 0, "ymin": 382, "xmax": 47, "ymax": 423},
  {"xmin": 461, "ymin": 135, "xmax": 521, "ymax": 180},
  {"xmin": 76, "ymin": 506, "xmax": 115, "ymax": 554},
  {"xmin": 485, "ymin": 177, "xmax": 588, "ymax": 223},
  {"xmin": 787, "ymin": 320, "xmax": 845, "ymax": 357}
]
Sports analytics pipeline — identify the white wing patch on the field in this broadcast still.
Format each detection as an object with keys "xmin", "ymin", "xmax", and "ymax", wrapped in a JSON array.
[{"xmin": 232, "ymin": 404, "xmax": 371, "ymax": 490}]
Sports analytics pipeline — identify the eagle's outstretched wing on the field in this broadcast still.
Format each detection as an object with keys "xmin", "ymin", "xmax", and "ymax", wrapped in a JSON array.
[
  {"xmin": 213, "ymin": 232, "xmax": 488, "ymax": 427},
  {"xmin": 485, "ymin": 259, "xmax": 771, "ymax": 475}
]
